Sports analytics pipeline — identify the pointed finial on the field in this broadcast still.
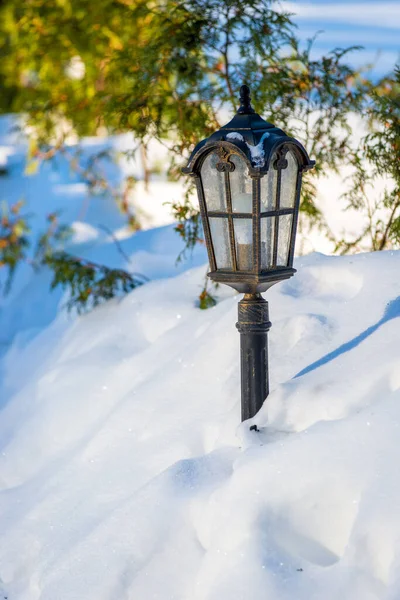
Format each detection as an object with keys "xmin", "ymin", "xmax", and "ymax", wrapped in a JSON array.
[{"xmin": 237, "ymin": 84, "xmax": 255, "ymax": 115}]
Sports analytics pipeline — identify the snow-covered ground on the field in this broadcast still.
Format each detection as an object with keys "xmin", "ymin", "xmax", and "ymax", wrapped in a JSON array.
[{"xmin": 1, "ymin": 117, "xmax": 400, "ymax": 599}]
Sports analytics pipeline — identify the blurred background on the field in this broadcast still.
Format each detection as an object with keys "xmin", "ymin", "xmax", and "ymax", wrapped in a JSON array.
[{"xmin": 0, "ymin": 0, "xmax": 399, "ymax": 319}]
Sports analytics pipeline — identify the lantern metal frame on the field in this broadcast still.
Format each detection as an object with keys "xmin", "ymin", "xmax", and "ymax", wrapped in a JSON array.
[{"xmin": 183, "ymin": 87, "xmax": 314, "ymax": 294}]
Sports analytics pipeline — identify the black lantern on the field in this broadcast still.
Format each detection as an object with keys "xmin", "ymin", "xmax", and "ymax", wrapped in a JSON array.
[{"xmin": 183, "ymin": 85, "xmax": 314, "ymax": 422}]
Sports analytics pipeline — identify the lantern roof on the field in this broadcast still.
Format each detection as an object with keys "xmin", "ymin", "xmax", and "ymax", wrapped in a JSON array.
[{"xmin": 183, "ymin": 85, "xmax": 314, "ymax": 175}]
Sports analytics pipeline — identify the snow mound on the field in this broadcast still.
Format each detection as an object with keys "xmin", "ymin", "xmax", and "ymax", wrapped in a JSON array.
[{"xmin": 1, "ymin": 249, "xmax": 400, "ymax": 600}]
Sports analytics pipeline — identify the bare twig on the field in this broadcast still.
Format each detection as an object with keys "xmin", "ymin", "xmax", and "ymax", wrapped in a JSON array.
[{"xmin": 97, "ymin": 223, "xmax": 133, "ymax": 265}]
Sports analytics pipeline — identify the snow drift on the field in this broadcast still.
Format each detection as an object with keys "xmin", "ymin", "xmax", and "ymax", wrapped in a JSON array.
[
  {"xmin": 1, "ymin": 249, "xmax": 400, "ymax": 600},
  {"xmin": 1, "ymin": 115, "xmax": 400, "ymax": 599}
]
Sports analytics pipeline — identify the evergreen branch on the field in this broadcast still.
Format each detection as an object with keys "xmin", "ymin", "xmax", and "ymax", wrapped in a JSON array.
[{"xmin": 44, "ymin": 252, "xmax": 146, "ymax": 314}]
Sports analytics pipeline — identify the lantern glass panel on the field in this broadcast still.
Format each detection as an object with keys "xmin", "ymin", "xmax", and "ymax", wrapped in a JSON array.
[
  {"xmin": 260, "ymin": 153, "xmax": 278, "ymax": 211},
  {"xmin": 209, "ymin": 217, "xmax": 232, "ymax": 269},
  {"xmin": 280, "ymin": 150, "xmax": 298, "ymax": 208},
  {"xmin": 201, "ymin": 152, "xmax": 226, "ymax": 212},
  {"xmin": 230, "ymin": 154, "xmax": 253, "ymax": 214},
  {"xmin": 234, "ymin": 218, "xmax": 253, "ymax": 270},
  {"xmin": 260, "ymin": 216, "xmax": 275, "ymax": 269},
  {"xmin": 277, "ymin": 214, "xmax": 293, "ymax": 266}
]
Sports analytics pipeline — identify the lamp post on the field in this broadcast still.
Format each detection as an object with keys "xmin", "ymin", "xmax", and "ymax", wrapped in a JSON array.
[{"xmin": 183, "ymin": 85, "xmax": 314, "ymax": 422}]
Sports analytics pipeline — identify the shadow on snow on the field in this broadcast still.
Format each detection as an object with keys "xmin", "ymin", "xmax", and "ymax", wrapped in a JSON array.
[{"xmin": 294, "ymin": 296, "xmax": 400, "ymax": 379}]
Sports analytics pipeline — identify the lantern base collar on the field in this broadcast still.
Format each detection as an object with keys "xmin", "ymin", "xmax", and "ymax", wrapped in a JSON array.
[{"xmin": 208, "ymin": 267, "xmax": 296, "ymax": 294}]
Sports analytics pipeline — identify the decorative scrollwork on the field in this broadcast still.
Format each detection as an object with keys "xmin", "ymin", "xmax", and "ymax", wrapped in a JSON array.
[
  {"xmin": 216, "ymin": 147, "xmax": 235, "ymax": 172},
  {"xmin": 216, "ymin": 160, "xmax": 235, "ymax": 172},
  {"xmin": 217, "ymin": 147, "xmax": 230, "ymax": 161},
  {"xmin": 273, "ymin": 148, "xmax": 289, "ymax": 170}
]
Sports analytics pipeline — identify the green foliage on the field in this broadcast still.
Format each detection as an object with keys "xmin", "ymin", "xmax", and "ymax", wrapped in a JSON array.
[
  {"xmin": 168, "ymin": 184, "xmax": 203, "ymax": 262},
  {"xmin": 0, "ymin": 205, "xmax": 143, "ymax": 313},
  {"xmin": 337, "ymin": 67, "xmax": 400, "ymax": 253},
  {"xmin": 44, "ymin": 252, "xmax": 145, "ymax": 314},
  {"xmin": 34, "ymin": 212, "xmax": 72, "ymax": 263},
  {"xmin": 0, "ymin": 0, "xmax": 136, "ymax": 140},
  {"xmin": 0, "ymin": 0, "xmax": 366, "ymax": 192},
  {"xmin": 197, "ymin": 274, "xmax": 218, "ymax": 309},
  {"xmin": 198, "ymin": 286, "xmax": 217, "ymax": 310},
  {"xmin": 0, "ymin": 200, "xmax": 30, "ymax": 293},
  {"xmin": 0, "ymin": 0, "xmax": 385, "ymax": 310}
]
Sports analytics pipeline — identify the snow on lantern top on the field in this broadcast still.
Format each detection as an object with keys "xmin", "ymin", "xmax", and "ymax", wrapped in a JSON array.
[{"xmin": 182, "ymin": 85, "xmax": 314, "ymax": 176}]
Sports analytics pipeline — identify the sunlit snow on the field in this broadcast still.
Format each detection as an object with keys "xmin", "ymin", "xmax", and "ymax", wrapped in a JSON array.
[{"xmin": 0, "ymin": 116, "xmax": 400, "ymax": 600}]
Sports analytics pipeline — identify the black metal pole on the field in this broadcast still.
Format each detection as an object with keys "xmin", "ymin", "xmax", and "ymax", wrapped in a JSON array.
[{"xmin": 236, "ymin": 293, "xmax": 271, "ymax": 421}]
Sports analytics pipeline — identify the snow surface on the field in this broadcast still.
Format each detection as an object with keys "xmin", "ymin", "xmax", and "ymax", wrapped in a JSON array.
[{"xmin": 1, "ymin": 116, "xmax": 400, "ymax": 599}]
